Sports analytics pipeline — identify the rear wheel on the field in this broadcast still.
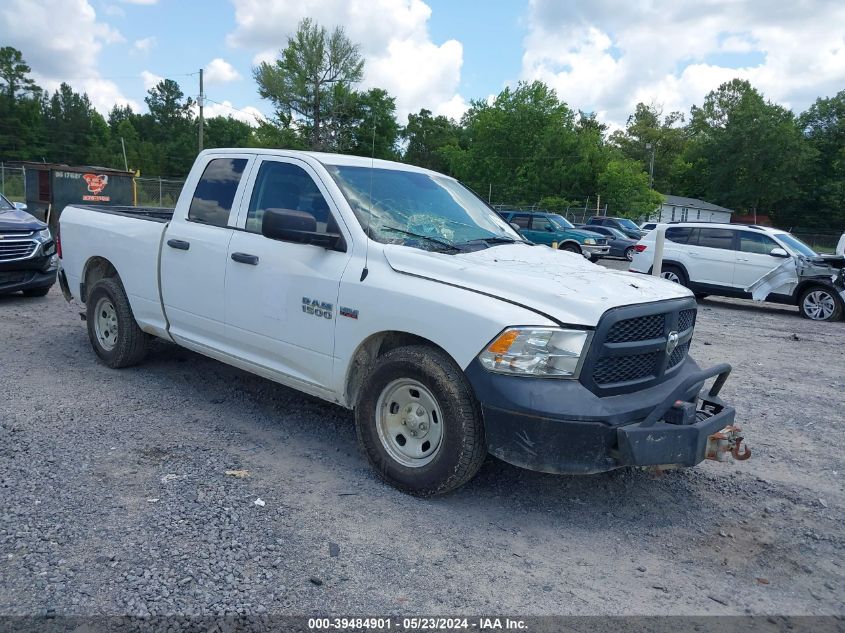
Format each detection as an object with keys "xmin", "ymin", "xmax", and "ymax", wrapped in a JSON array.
[
  {"xmin": 660, "ymin": 265, "xmax": 688, "ymax": 287},
  {"xmin": 354, "ymin": 345, "xmax": 486, "ymax": 496},
  {"xmin": 86, "ymin": 277, "xmax": 149, "ymax": 368},
  {"xmin": 624, "ymin": 246, "xmax": 635, "ymax": 261},
  {"xmin": 799, "ymin": 286, "xmax": 843, "ymax": 321}
]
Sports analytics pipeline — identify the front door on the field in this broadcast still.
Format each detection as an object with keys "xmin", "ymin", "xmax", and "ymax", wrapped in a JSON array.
[
  {"xmin": 223, "ymin": 157, "xmax": 353, "ymax": 390},
  {"xmin": 733, "ymin": 230, "xmax": 785, "ymax": 290}
]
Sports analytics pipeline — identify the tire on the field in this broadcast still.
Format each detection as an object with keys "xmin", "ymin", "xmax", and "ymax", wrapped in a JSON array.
[
  {"xmin": 560, "ymin": 242, "xmax": 581, "ymax": 254},
  {"xmin": 589, "ymin": 254, "xmax": 600, "ymax": 263},
  {"xmin": 660, "ymin": 264, "xmax": 688, "ymax": 287},
  {"xmin": 624, "ymin": 247, "xmax": 635, "ymax": 262},
  {"xmin": 86, "ymin": 277, "xmax": 149, "ymax": 368},
  {"xmin": 354, "ymin": 345, "xmax": 486, "ymax": 496},
  {"xmin": 22, "ymin": 286, "xmax": 51, "ymax": 297},
  {"xmin": 798, "ymin": 286, "xmax": 843, "ymax": 322}
]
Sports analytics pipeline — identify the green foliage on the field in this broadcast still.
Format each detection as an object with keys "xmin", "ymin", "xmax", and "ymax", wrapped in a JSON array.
[
  {"xmin": 0, "ymin": 42, "xmax": 843, "ymax": 234},
  {"xmin": 598, "ymin": 159, "xmax": 664, "ymax": 218}
]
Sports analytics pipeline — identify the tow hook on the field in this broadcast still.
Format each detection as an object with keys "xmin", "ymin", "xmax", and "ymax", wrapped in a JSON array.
[{"xmin": 706, "ymin": 425, "xmax": 751, "ymax": 462}]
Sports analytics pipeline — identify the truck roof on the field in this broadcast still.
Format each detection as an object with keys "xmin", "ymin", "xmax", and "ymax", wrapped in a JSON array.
[{"xmin": 200, "ymin": 148, "xmax": 446, "ymax": 178}]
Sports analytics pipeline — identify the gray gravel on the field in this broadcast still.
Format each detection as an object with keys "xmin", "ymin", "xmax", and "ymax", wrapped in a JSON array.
[{"xmin": 0, "ymin": 268, "xmax": 843, "ymax": 617}]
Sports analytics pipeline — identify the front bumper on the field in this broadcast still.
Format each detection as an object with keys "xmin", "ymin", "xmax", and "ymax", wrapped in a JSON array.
[
  {"xmin": 465, "ymin": 357, "xmax": 737, "ymax": 474},
  {"xmin": 0, "ymin": 255, "xmax": 57, "ymax": 294},
  {"xmin": 581, "ymin": 244, "xmax": 611, "ymax": 257}
]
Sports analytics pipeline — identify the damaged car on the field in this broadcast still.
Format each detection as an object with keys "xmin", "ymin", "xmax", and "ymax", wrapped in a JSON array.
[{"xmin": 630, "ymin": 223, "xmax": 845, "ymax": 321}]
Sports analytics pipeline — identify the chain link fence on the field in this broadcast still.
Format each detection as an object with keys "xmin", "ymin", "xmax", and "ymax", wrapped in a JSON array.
[
  {"xmin": 134, "ymin": 177, "xmax": 185, "ymax": 208},
  {"xmin": 0, "ymin": 163, "xmax": 25, "ymax": 202},
  {"xmin": 791, "ymin": 232, "xmax": 842, "ymax": 254}
]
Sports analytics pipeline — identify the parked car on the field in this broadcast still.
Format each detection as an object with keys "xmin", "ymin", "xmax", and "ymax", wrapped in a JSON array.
[
  {"xmin": 58, "ymin": 149, "xmax": 746, "ymax": 495},
  {"xmin": 586, "ymin": 215, "xmax": 644, "ymax": 240},
  {"xmin": 576, "ymin": 224, "xmax": 638, "ymax": 260},
  {"xmin": 630, "ymin": 223, "xmax": 845, "ymax": 321},
  {"xmin": 497, "ymin": 210, "xmax": 610, "ymax": 261},
  {"xmin": 640, "ymin": 222, "xmax": 657, "ymax": 233},
  {"xmin": 0, "ymin": 194, "xmax": 58, "ymax": 297}
]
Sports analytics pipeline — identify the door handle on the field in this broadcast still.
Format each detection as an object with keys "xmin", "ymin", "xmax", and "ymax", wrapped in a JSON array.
[
  {"xmin": 167, "ymin": 239, "xmax": 190, "ymax": 251},
  {"xmin": 231, "ymin": 252, "xmax": 259, "ymax": 265}
]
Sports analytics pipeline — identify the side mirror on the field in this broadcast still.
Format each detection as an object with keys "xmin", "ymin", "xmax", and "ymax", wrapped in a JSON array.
[
  {"xmin": 544, "ymin": 224, "xmax": 554, "ymax": 232},
  {"xmin": 261, "ymin": 208, "xmax": 345, "ymax": 251},
  {"xmin": 14, "ymin": 201, "xmax": 27, "ymax": 211},
  {"xmin": 769, "ymin": 247, "xmax": 789, "ymax": 258}
]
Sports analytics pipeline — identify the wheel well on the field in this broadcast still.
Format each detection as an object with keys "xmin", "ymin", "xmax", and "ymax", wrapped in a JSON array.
[
  {"xmin": 344, "ymin": 331, "xmax": 454, "ymax": 408},
  {"xmin": 794, "ymin": 281, "xmax": 839, "ymax": 305},
  {"xmin": 559, "ymin": 240, "xmax": 581, "ymax": 249},
  {"xmin": 81, "ymin": 256, "xmax": 120, "ymax": 303}
]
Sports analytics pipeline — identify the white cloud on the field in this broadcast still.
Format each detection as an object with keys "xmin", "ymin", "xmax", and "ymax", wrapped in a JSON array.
[
  {"xmin": 103, "ymin": 4, "xmax": 125, "ymax": 16},
  {"xmin": 132, "ymin": 36, "xmax": 157, "ymax": 54},
  {"xmin": 0, "ymin": 0, "xmax": 136, "ymax": 113},
  {"xmin": 204, "ymin": 58, "xmax": 242, "ymax": 84},
  {"xmin": 228, "ymin": 0, "xmax": 466, "ymax": 122},
  {"xmin": 520, "ymin": 0, "xmax": 845, "ymax": 127},
  {"xmin": 194, "ymin": 100, "xmax": 265, "ymax": 126},
  {"xmin": 121, "ymin": 0, "xmax": 157, "ymax": 4},
  {"xmin": 141, "ymin": 70, "xmax": 164, "ymax": 91}
]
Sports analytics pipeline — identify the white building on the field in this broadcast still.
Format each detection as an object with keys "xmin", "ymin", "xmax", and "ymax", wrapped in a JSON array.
[{"xmin": 649, "ymin": 195, "xmax": 734, "ymax": 224}]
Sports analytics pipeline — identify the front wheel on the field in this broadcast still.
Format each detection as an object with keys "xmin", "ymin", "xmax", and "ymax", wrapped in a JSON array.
[
  {"xmin": 354, "ymin": 345, "xmax": 486, "ymax": 496},
  {"xmin": 799, "ymin": 286, "xmax": 843, "ymax": 321},
  {"xmin": 589, "ymin": 254, "xmax": 600, "ymax": 263},
  {"xmin": 559, "ymin": 242, "xmax": 581, "ymax": 254}
]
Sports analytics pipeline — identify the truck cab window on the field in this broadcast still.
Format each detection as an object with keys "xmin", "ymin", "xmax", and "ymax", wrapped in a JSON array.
[
  {"xmin": 246, "ymin": 161, "xmax": 336, "ymax": 235},
  {"xmin": 188, "ymin": 158, "xmax": 247, "ymax": 227}
]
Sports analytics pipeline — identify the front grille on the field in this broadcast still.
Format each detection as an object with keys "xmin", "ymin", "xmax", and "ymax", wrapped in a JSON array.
[
  {"xmin": 668, "ymin": 341, "xmax": 691, "ymax": 368},
  {"xmin": 0, "ymin": 239, "xmax": 37, "ymax": 261},
  {"xmin": 679, "ymin": 309, "xmax": 696, "ymax": 332},
  {"xmin": 593, "ymin": 351, "xmax": 660, "ymax": 384},
  {"xmin": 581, "ymin": 299, "xmax": 697, "ymax": 395},
  {"xmin": 606, "ymin": 313, "xmax": 665, "ymax": 343}
]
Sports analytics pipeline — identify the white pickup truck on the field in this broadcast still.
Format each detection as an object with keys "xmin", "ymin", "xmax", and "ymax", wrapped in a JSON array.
[{"xmin": 58, "ymin": 149, "xmax": 748, "ymax": 495}]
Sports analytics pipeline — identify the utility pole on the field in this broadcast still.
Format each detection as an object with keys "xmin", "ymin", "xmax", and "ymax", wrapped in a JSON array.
[
  {"xmin": 198, "ymin": 68, "xmax": 204, "ymax": 153},
  {"xmin": 120, "ymin": 137, "xmax": 129, "ymax": 171},
  {"xmin": 646, "ymin": 142, "xmax": 655, "ymax": 189}
]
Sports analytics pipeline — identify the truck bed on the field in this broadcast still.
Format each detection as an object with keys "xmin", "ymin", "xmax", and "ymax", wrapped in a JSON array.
[{"xmin": 72, "ymin": 205, "xmax": 174, "ymax": 223}]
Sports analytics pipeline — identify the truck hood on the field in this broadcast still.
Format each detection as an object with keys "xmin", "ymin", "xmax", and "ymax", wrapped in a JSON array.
[
  {"xmin": 566, "ymin": 228, "xmax": 604, "ymax": 240},
  {"xmin": 0, "ymin": 208, "xmax": 45, "ymax": 232},
  {"xmin": 382, "ymin": 243, "xmax": 693, "ymax": 326}
]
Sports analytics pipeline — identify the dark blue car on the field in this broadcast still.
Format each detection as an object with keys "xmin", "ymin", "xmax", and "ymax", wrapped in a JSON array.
[
  {"xmin": 0, "ymin": 194, "xmax": 58, "ymax": 297},
  {"xmin": 576, "ymin": 224, "xmax": 639, "ymax": 261}
]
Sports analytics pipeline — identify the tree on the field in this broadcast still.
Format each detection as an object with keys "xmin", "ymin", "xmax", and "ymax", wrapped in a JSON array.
[
  {"xmin": 598, "ymin": 159, "xmax": 664, "ymax": 218},
  {"xmin": 253, "ymin": 18, "xmax": 364, "ymax": 150},
  {"xmin": 338, "ymin": 88, "xmax": 400, "ymax": 159},
  {"xmin": 402, "ymin": 109, "xmax": 461, "ymax": 173},
  {"xmin": 609, "ymin": 102, "xmax": 688, "ymax": 194},
  {"xmin": 142, "ymin": 79, "xmax": 196, "ymax": 176},
  {"xmin": 686, "ymin": 79, "xmax": 809, "ymax": 219},
  {"xmin": 0, "ymin": 46, "xmax": 40, "ymax": 101},
  {"xmin": 798, "ymin": 91, "xmax": 845, "ymax": 230},
  {"xmin": 42, "ymin": 83, "xmax": 109, "ymax": 165},
  {"xmin": 204, "ymin": 116, "xmax": 253, "ymax": 149}
]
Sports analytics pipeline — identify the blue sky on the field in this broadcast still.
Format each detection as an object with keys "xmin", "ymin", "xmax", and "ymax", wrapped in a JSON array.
[{"xmin": 3, "ymin": 0, "xmax": 844, "ymax": 128}]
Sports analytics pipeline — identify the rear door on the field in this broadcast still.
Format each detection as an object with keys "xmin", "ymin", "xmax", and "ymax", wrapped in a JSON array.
[
  {"xmin": 734, "ymin": 230, "xmax": 784, "ymax": 289},
  {"xmin": 223, "ymin": 156, "xmax": 353, "ymax": 390},
  {"xmin": 685, "ymin": 227, "xmax": 738, "ymax": 287},
  {"xmin": 160, "ymin": 155, "xmax": 252, "ymax": 349}
]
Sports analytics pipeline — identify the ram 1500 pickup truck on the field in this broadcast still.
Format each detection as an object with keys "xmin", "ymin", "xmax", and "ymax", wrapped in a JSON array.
[{"xmin": 58, "ymin": 149, "xmax": 748, "ymax": 495}]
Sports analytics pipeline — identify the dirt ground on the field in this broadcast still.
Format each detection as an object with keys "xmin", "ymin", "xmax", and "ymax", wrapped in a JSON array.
[{"xmin": 0, "ymin": 262, "xmax": 843, "ymax": 618}]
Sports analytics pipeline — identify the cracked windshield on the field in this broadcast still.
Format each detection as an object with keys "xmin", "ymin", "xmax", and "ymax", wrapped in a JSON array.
[{"xmin": 325, "ymin": 165, "xmax": 522, "ymax": 252}]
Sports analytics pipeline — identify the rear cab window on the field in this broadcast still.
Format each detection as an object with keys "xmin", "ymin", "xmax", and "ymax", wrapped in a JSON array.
[{"xmin": 188, "ymin": 158, "xmax": 248, "ymax": 227}]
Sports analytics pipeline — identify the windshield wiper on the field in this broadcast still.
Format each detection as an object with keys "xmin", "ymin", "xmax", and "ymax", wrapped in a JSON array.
[
  {"xmin": 453, "ymin": 236, "xmax": 522, "ymax": 248},
  {"xmin": 381, "ymin": 226, "xmax": 459, "ymax": 252}
]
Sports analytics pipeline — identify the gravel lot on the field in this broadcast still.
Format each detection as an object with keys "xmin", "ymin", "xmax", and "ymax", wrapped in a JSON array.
[{"xmin": 1, "ymin": 261, "xmax": 843, "ymax": 618}]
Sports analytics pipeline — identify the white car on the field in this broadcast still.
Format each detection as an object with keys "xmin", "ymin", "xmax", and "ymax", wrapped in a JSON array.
[
  {"xmin": 630, "ymin": 223, "xmax": 845, "ymax": 321},
  {"xmin": 57, "ymin": 150, "xmax": 746, "ymax": 495}
]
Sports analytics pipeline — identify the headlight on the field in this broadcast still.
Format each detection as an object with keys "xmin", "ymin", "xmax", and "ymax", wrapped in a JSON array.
[
  {"xmin": 583, "ymin": 238, "xmax": 596, "ymax": 245},
  {"xmin": 36, "ymin": 228, "xmax": 51, "ymax": 241},
  {"xmin": 478, "ymin": 327, "xmax": 591, "ymax": 378}
]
